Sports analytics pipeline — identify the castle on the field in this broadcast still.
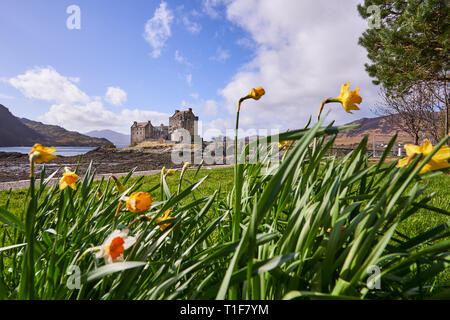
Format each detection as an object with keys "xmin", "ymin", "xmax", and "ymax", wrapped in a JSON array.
[{"xmin": 130, "ymin": 108, "xmax": 199, "ymax": 146}]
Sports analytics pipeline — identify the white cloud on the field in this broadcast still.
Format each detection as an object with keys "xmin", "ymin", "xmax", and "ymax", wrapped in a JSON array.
[
  {"xmin": 174, "ymin": 50, "xmax": 193, "ymax": 67},
  {"xmin": 105, "ymin": 86, "xmax": 127, "ymax": 107},
  {"xmin": 9, "ymin": 67, "xmax": 170, "ymax": 134},
  {"xmin": 69, "ymin": 77, "xmax": 80, "ymax": 84},
  {"xmin": 216, "ymin": 0, "xmax": 378, "ymax": 132},
  {"xmin": 210, "ymin": 47, "xmax": 230, "ymax": 63},
  {"xmin": 200, "ymin": 118, "xmax": 235, "ymax": 140},
  {"xmin": 41, "ymin": 103, "xmax": 170, "ymax": 134},
  {"xmin": 190, "ymin": 92, "xmax": 199, "ymax": 99},
  {"xmin": 183, "ymin": 16, "xmax": 202, "ymax": 34},
  {"xmin": 191, "ymin": 9, "xmax": 201, "ymax": 17},
  {"xmin": 202, "ymin": 0, "xmax": 230, "ymax": 19},
  {"xmin": 236, "ymin": 37, "xmax": 256, "ymax": 50},
  {"xmin": 186, "ymin": 74, "xmax": 193, "ymax": 86},
  {"xmin": 180, "ymin": 100, "xmax": 189, "ymax": 108},
  {"xmin": 8, "ymin": 66, "xmax": 89, "ymax": 104},
  {"xmin": 143, "ymin": 1, "xmax": 174, "ymax": 58},
  {"xmin": 0, "ymin": 93, "xmax": 15, "ymax": 100},
  {"xmin": 203, "ymin": 99, "xmax": 218, "ymax": 116}
]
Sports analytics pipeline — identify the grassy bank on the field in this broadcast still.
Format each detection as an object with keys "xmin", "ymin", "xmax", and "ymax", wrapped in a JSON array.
[
  {"xmin": 1, "ymin": 125, "xmax": 449, "ymax": 299},
  {"xmin": 0, "ymin": 166, "xmax": 235, "ymax": 217},
  {"xmin": 1, "ymin": 165, "xmax": 448, "ymax": 241}
]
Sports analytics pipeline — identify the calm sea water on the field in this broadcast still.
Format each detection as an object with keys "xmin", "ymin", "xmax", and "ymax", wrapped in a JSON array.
[{"xmin": 0, "ymin": 146, "xmax": 96, "ymax": 157}]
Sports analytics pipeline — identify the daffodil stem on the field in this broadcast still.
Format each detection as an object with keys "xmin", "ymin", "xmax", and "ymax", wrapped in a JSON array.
[
  {"xmin": 127, "ymin": 214, "xmax": 150, "ymax": 229},
  {"xmin": 160, "ymin": 172, "xmax": 164, "ymax": 201},
  {"xmin": 317, "ymin": 98, "xmax": 333, "ymax": 121},
  {"xmin": 29, "ymin": 159, "xmax": 34, "ymax": 179},
  {"xmin": 233, "ymin": 104, "xmax": 242, "ymax": 244},
  {"xmin": 230, "ymin": 98, "xmax": 246, "ymax": 300},
  {"xmin": 113, "ymin": 201, "xmax": 124, "ymax": 229},
  {"xmin": 19, "ymin": 163, "xmax": 37, "ymax": 299}
]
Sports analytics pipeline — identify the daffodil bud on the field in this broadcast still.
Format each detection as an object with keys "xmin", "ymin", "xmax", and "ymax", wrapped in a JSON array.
[
  {"xmin": 249, "ymin": 87, "xmax": 265, "ymax": 100},
  {"xmin": 181, "ymin": 162, "xmax": 190, "ymax": 176},
  {"xmin": 112, "ymin": 176, "xmax": 126, "ymax": 194}
]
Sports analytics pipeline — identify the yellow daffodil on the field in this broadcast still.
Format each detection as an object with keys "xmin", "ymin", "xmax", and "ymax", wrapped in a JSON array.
[
  {"xmin": 249, "ymin": 87, "xmax": 265, "ymax": 100},
  {"xmin": 28, "ymin": 143, "xmax": 57, "ymax": 164},
  {"xmin": 95, "ymin": 229, "xmax": 136, "ymax": 264},
  {"xmin": 238, "ymin": 87, "xmax": 265, "ymax": 111},
  {"xmin": 126, "ymin": 192, "xmax": 152, "ymax": 213},
  {"xmin": 330, "ymin": 82, "xmax": 362, "ymax": 114},
  {"xmin": 318, "ymin": 83, "xmax": 362, "ymax": 119},
  {"xmin": 28, "ymin": 143, "xmax": 57, "ymax": 178},
  {"xmin": 166, "ymin": 169, "xmax": 176, "ymax": 176},
  {"xmin": 155, "ymin": 209, "xmax": 175, "ymax": 231},
  {"xmin": 397, "ymin": 139, "xmax": 450, "ymax": 174},
  {"xmin": 59, "ymin": 167, "xmax": 79, "ymax": 191},
  {"xmin": 278, "ymin": 140, "xmax": 293, "ymax": 150}
]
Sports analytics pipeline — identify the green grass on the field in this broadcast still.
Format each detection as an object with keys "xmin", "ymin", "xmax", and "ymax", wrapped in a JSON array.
[
  {"xmin": 2, "ymin": 165, "xmax": 449, "ymax": 281},
  {"xmin": 2, "ymin": 165, "xmax": 448, "ymax": 241},
  {"xmin": 1, "ymin": 165, "xmax": 449, "ymax": 249},
  {"xmin": 1, "ymin": 125, "xmax": 449, "ymax": 300},
  {"xmin": 0, "ymin": 166, "xmax": 234, "ymax": 216},
  {"xmin": 398, "ymin": 173, "xmax": 450, "ymax": 237}
]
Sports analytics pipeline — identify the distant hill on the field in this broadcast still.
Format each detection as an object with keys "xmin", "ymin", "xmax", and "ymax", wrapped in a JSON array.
[
  {"xmin": 85, "ymin": 130, "xmax": 130, "ymax": 147},
  {"xmin": 0, "ymin": 104, "xmax": 45, "ymax": 146},
  {"xmin": 335, "ymin": 114, "xmax": 420, "ymax": 147},
  {"xmin": 20, "ymin": 118, "xmax": 114, "ymax": 147},
  {"xmin": 0, "ymin": 104, "xmax": 114, "ymax": 147}
]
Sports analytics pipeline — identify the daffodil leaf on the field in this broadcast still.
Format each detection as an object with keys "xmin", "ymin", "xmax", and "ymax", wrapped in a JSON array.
[{"xmin": 86, "ymin": 261, "xmax": 147, "ymax": 283}]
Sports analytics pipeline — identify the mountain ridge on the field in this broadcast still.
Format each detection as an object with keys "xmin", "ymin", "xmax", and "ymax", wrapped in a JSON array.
[
  {"xmin": 84, "ymin": 129, "xmax": 130, "ymax": 147},
  {"xmin": 0, "ymin": 104, "xmax": 114, "ymax": 147},
  {"xmin": 335, "ymin": 113, "xmax": 423, "ymax": 147}
]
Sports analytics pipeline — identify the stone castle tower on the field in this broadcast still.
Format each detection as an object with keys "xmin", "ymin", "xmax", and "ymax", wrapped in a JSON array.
[{"xmin": 130, "ymin": 108, "xmax": 198, "ymax": 146}]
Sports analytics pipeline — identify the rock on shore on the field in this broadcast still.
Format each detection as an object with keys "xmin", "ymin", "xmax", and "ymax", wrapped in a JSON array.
[{"xmin": 0, "ymin": 147, "xmax": 184, "ymax": 183}]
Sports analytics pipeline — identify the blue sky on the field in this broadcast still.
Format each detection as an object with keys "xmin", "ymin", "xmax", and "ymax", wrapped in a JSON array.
[{"xmin": 0, "ymin": 0, "xmax": 379, "ymax": 138}]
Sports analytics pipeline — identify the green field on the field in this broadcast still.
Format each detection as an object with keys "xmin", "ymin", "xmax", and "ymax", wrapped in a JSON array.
[
  {"xmin": 1, "ymin": 129, "xmax": 449, "ymax": 300},
  {"xmin": 1, "ymin": 165, "xmax": 449, "ymax": 240}
]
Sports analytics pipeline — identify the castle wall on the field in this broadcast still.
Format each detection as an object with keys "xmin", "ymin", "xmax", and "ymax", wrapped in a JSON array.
[
  {"xmin": 130, "ymin": 121, "xmax": 152, "ymax": 146},
  {"xmin": 152, "ymin": 125, "xmax": 170, "ymax": 140},
  {"xmin": 131, "ymin": 108, "xmax": 198, "ymax": 146},
  {"xmin": 169, "ymin": 108, "xmax": 199, "ymax": 142}
]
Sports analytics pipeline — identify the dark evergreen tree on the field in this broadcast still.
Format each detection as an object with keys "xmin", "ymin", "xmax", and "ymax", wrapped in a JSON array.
[{"xmin": 358, "ymin": 0, "xmax": 449, "ymax": 136}]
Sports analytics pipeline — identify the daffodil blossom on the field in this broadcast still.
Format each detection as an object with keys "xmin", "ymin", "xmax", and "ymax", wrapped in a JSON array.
[
  {"xmin": 397, "ymin": 139, "xmax": 450, "ymax": 174},
  {"xmin": 126, "ymin": 192, "xmax": 152, "ymax": 213},
  {"xmin": 318, "ymin": 83, "xmax": 362, "ymax": 119},
  {"xmin": 59, "ymin": 167, "xmax": 79, "ymax": 191},
  {"xmin": 155, "ymin": 209, "xmax": 175, "ymax": 231},
  {"xmin": 94, "ymin": 229, "xmax": 136, "ymax": 264},
  {"xmin": 330, "ymin": 82, "xmax": 362, "ymax": 114},
  {"xmin": 28, "ymin": 143, "xmax": 57, "ymax": 164}
]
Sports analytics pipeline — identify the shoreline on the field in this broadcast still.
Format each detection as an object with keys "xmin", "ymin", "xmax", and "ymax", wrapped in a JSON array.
[{"xmin": 0, "ymin": 146, "xmax": 233, "ymax": 190}]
